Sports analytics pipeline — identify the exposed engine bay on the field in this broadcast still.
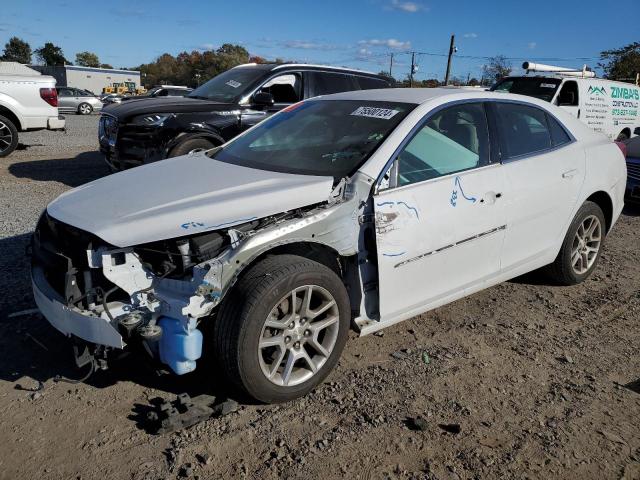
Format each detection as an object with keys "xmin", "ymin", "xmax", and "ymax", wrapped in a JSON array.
[{"xmin": 30, "ymin": 172, "xmax": 379, "ymax": 375}]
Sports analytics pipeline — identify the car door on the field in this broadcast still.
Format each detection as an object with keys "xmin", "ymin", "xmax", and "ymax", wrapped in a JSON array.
[
  {"xmin": 240, "ymin": 72, "xmax": 304, "ymax": 131},
  {"xmin": 374, "ymin": 101, "xmax": 506, "ymax": 320},
  {"xmin": 492, "ymin": 101, "xmax": 585, "ymax": 271},
  {"xmin": 555, "ymin": 80, "xmax": 580, "ymax": 119}
]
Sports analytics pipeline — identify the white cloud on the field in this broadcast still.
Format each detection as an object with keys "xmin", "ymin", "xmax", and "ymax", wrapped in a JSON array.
[
  {"xmin": 280, "ymin": 40, "xmax": 340, "ymax": 51},
  {"xmin": 358, "ymin": 38, "xmax": 411, "ymax": 50},
  {"xmin": 463, "ymin": 32, "xmax": 478, "ymax": 38},
  {"xmin": 389, "ymin": 0, "xmax": 427, "ymax": 12},
  {"xmin": 197, "ymin": 43, "xmax": 216, "ymax": 51},
  {"xmin": 528, "ymin": 42, "xmax": 537, "ymax": 50}
]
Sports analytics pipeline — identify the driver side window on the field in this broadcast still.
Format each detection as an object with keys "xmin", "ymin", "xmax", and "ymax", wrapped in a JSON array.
[
  {"xmin": 396, "ymin": 102, "xmax": 490, "ymax": 187},
  {"xmin": 258, "ymin": 73, "xmax": 301, "ymax": 104}
]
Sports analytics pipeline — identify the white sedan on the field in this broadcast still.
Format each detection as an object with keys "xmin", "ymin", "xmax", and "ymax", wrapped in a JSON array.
[{"xmin": 32, "ymin": 88, "xmax": 626, "ymax": 403}]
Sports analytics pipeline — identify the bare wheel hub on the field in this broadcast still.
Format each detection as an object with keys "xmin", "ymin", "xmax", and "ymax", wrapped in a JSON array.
[{"xmin": 258, "ymin": 285, "xmax": 339, "ymax": 387}]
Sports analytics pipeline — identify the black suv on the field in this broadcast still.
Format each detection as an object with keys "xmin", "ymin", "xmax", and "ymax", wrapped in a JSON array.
[{"xmin": 99, "ymin": 63, "xmax": 394, "ymax": 170}]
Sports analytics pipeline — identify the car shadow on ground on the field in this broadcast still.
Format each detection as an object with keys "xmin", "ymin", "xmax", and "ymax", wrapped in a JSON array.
[
  {"xmin": 8, "ymin": 150, "xmax": 110, "ymax": 187},
  {"xmin": 0, "ymin": 232, "xmax": 245, "ymax": 431}
]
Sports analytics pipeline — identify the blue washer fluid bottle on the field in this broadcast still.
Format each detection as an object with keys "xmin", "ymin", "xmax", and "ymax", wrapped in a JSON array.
[{"xmin": 158, "ymin": 316, "xmax": 203, "ymax": 375}]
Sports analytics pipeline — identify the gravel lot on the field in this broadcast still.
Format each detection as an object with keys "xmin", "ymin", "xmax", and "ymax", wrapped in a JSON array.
[{"xmin": 0, "ymin": 115, "xmax": 639, "ymax": 480}]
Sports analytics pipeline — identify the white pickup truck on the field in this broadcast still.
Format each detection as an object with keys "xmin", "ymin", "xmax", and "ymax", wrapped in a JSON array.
[{"xmin": 0, "ymin": 62, "xmax": 65, "ymax": 157}]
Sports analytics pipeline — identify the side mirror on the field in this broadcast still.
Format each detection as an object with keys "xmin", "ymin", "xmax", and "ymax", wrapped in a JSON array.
[
  {"xmin": 634, "ymin": 127, "xmax": 640, "ymax": 136},
  {"xmin": 252, "ymin": 91, "xmax": 275, "ymax": 107}
]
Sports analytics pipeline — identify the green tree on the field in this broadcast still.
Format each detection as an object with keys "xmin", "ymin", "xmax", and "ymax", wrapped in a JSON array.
[
  {"xmin": 34, "ymin": 42, "xmax": 69, "ymax": 66},
  {"xmin": 100, "ymin": 63, "xmax": 113, "ymax": 69},
  {"xmin": 482, "ymin": 55, "xmax": 512, "ymax": 83},
  {"xmin": 1, "ymin": 37, "xmax": 32, "ymax": 64},
  {"xmin": 599, "ymin": 42, "xmax": 640, "ymax": 81},
  {"xmin": 75, "ymin": 51, "xmax": 100, "ymax": 67}
]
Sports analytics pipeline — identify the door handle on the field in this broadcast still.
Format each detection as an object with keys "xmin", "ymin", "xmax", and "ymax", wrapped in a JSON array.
[
  {"xmin": 479, "ymin": 192, "xmax": 502, "ymax": 204},
  {"xmin": 562, "ymin": 169, "xmax": 578, "ymax": 179}
]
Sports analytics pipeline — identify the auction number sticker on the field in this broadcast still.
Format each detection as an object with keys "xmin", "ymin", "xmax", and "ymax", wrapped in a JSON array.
[
  {"xmin": 351, "ymin": 106, "xmax": 399, "ymax": 120},
  {"xmin": 225, "ymin": 80, "xmax": 242, "ymax": 88},
  {"xmin": 540, "ymin": 83, "xmax": 557, "ymax": 88}
]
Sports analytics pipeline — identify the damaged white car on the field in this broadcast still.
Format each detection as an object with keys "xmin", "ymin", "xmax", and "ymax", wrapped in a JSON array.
[{"xmin": 31, "ymin": 88, "xmax": 626, "ymax": 403}]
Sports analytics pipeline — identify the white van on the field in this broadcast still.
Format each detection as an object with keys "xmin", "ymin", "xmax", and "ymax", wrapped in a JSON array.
[{"xmin": 491, "ymin": 62, "xmax": 640, "ymax": 141}]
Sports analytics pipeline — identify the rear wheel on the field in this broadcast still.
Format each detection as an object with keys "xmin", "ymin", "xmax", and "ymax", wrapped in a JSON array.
[
  {"xmin": 169, "ymin": 138, "xmax": 215, "ymax": 157},
  {"xmin": 546, "ymin": 201, "xmax": 605, "ymax": 285},
  {"xmin": 213, "ymin": 255, "xmax": 351, "ymax": 403},
  {"xmin": 0, "ymin": 115, "xmax": 19, "ymax": 157}
]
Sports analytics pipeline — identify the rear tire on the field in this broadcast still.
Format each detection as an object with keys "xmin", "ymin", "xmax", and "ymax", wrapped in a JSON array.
[
  {"xmin": 0, "ymin": 115, "xmax": 19, "ymax": 158},
  {"xmin": 78, "ymin": 103, "xmax": 93, "ymax": 115},
  {"xmin": 169, "ymin": 138, "xmax": 215, "ymax": 157},
  {"xmin": 546, "ymin": 201, "xmax": 606, "ymax": 285},
  {"xmin": 213, "ymin": 255, "xmax": 351, "ymax": 403}
]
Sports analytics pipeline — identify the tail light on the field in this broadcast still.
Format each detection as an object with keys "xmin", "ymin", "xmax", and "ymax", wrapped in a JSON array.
[
  {"xmin": 614, "ymin": 141, "xmax": 627, "ymax": 158},
  {"xmin": 39, "ymin": 88, "xmax": 58, "ymax": 107}
]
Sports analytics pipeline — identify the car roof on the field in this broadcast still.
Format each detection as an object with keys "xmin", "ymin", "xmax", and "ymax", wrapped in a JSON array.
[
  {"xmin": 314, "ymin": 87, "xmax": 575, "ymax": 107},
  {"xmin": 232, "ymin": 62, "xmax": 385, "ymax": 79},
  {"xmin": 314, "ymin": 87, "xmax": 484, "ymax": 104}
]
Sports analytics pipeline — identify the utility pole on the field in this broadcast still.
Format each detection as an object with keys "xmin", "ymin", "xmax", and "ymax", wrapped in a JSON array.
[
  {"xmin": 409, "ymin": 52, "xmax": 416, "ymax": 87},
  {"xmin": 389, "ymin": 53, "xmax": 394, "ymax": 77},
  {"xmin": 444, "ymin": 34, "xmax": 456, "ymax": 85}
]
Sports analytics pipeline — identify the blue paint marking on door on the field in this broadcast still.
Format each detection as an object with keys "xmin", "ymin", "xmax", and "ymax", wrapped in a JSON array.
[{"xmin": 450, "ymin": 176, "xmax": 477, "ymax": 207}]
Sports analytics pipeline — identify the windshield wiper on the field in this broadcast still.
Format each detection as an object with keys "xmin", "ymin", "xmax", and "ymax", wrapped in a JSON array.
[{"xmin": 188, "ymin": 95, "xmax": 210, "ymax": 100}]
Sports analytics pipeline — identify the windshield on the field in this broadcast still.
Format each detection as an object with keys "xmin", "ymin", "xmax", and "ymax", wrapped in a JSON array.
[
  {"xmin": 491, "ymin": 77, "xmax": 562, "ymax": 102},
  {"xmin": 188, "ymin": 67, "xmax": 265, "ymax": 103},
  {"xmin": 210, "ymin": 100, "xmax": 416, "ymax": 180}
]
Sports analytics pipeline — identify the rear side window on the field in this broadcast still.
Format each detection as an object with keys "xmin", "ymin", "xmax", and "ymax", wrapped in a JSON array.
[
  {"xmin": 495, "ymin": 103, "xmax": 552, "ymax": 159},
  {"xmin": 546, "ymin": 114, "xmax": 572, "ymax": 147},
  {"xmin": 310, "ymin": 72, "xmax": 357, "ymax": 96},
  {"xmin": 355, "ymin": 76, "xmax": 390, "ymax": 90}
]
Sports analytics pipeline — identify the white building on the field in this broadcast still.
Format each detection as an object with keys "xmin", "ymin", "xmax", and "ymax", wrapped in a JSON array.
[{"xmin": 32, "ymin": 65, "xmax": 141, "ymax": 94}]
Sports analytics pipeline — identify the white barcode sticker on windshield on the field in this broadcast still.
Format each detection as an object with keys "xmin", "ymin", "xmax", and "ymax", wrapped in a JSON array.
[
  {"xmin": 225, "ymin": 80, "xmax": 242, "ymax": 88},
  {"xmin": 540, "ymin": 83, "xmax": 557, "ymax": 88},
  {"xmin": 351, "ymin": 106, "xmax": 399, "ymax": 120}
]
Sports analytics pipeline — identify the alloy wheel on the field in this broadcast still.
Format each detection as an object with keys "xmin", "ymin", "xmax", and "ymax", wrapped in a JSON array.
[
  {"xmin": 79, "ymin": 104, "xmax": 92, "ymax": 114},
  {"xmin": 571, "ymin": 214, "xmax": 602, "ymax": 275},
  {"xmin": 258, "ymin": 285, "xmax": 340, "ymax": 387},
  {"xmin": 0, "ymin": 121, "xmax": 13, "ymax": 154}
]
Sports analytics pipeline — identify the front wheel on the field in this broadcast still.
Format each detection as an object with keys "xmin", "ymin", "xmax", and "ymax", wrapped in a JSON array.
[
  {"xmin": 213, "ymin": 255, "xmax": 351, "ymax": 403},
  {"xmin": 0, "ymin": 115, "xmax": 19, "ymax": 157},
  {"xmin": 546, "ymin": 201, "xmax": 606, "ymax": 285},
  {"xmin": 78, "ymin": 103, "xmax": 93, "ymax": 115},
  {"xmin": 169, "ymin": 138, "xmax": 215, "ymax": 157}
]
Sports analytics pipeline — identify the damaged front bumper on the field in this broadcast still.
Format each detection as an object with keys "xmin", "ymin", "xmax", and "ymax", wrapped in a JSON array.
[{"xmin": 32, "ymin": 265, "xmax": 124, "ymax": 348}]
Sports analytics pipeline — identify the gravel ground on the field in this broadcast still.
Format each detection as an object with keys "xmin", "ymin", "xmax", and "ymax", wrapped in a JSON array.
[{"xmin": 0, "ymin": 117, "xmax": 639, "ymax": 480}]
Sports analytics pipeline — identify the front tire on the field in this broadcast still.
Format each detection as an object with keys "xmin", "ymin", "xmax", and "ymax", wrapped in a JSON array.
[
  {"xmin": 546, "ymin": 201, "xmax": 606, "ymax": 285},
  {"xmin": 0, "ymin": 115, "xmax": 19, "ymax": 157},
  {"xmin": 213, "ymin": 255, "xmax": 351, "ymax": 403},
  {"xmin": 78, "ymin": 103, "xmax": 93, "ymax": 115},
  {"xmin": 169, "ymin": 138, "xmax": 215, "ymax": 157}
]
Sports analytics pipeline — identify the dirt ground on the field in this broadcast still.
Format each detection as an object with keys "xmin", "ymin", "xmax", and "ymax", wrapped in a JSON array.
[{"xmin": 1, "ymin": 130, "xmax": 639, "ymax": 479}]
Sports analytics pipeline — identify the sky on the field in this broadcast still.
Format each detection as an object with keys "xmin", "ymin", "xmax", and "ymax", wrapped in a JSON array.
[{"xmin": 1, "ymin": 0, "xmax": 636, "ymax": 81}]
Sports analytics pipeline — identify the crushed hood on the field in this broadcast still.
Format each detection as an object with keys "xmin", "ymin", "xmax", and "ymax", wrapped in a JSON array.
[{"xmin": 46, "ymin": 154, "xmax": 335, "ymax": 247}]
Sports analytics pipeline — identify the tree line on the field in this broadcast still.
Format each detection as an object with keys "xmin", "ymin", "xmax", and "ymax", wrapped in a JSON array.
[{"xmin": 1, "ymin": 35, "xmax": 638, "ymax": 88}]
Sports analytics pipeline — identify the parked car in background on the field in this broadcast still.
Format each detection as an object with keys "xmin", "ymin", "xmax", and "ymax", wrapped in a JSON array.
[
  {"xmin": 492, "ymin": 61, "xmax": 640, "ymax": 141},
  {"xmin": 36, "ymin": 88, "xmax": 625, "ymax": 403},
  {"xmin": 56, "ymin": 87, "xmax": 103, "ymax": 115},
  {"xmin": 0, "ymin": 62, "xmax": 65, "ymax": 157},
  {"xmin": 99, "ymin": 63, "xmax": 394, "ymax": 170},
  {"xmin": 624, "ymin": 132, "xmax": 640, "ymax": 202}
]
